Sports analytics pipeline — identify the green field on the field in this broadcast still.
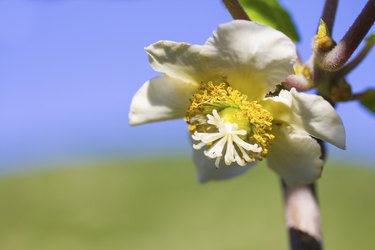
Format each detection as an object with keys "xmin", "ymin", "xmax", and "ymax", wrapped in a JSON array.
[{"xmin": 0, "ymin": 157, "xmax": 374, "ymax": 250}]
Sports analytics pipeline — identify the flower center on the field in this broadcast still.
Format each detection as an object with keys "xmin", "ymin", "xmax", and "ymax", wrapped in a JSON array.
[{"xmin": 186, "ymin": 82, "xmax": 274, "ymax": 167}]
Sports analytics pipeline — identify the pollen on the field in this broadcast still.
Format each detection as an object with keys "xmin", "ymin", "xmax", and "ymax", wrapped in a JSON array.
[{"xmin": 186, "ymin": 82, "xmax": 275, "ymax": 166}]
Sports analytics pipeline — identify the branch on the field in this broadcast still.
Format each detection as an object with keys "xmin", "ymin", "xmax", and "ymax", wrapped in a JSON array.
[
  {"xmin": 338, "ymin": 42, "xmax": 374, "ymax": 76},
  {"xmin": 318, "ymin": 0, "xmax": 375, "ymax": 71},
  {"xmin": 222, "ymin": 0, "xmax": 251, "ymax": 21},
  {"xmin": 282, "ymin": 182, "xmax": 323, "ymax": 250},
  {"xmin": 321, "ymin": 0, "xmax": 339, "ymax": 33}
]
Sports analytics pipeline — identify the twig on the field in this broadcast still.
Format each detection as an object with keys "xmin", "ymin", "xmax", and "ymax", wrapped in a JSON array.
[
  {"xmin": 319, "ymin": 0, "xmax": 375, "ymax": 71},
  {"xmin": 321, "ymin": 0, "xmax": 339, "ymax": 34},
  {"xmin": 338, "ymin": 42, "xmax": 374, "ymax": 76},
  {"xmin": 222, "ymin": 0, "xmax": 251, "ymax": 20}
]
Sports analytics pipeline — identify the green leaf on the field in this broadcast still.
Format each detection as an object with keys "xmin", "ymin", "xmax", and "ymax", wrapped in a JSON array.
[
  {"xmin": 360, "ymin": 89, "xmax": 375, "ymax": 114},
  {"xmin": 365, "ymin": 32, "xmax": 375, "ymax": 46},
  {"xmin": 238, "ymin": 0, "xmax": 300, "ymax": 42}
]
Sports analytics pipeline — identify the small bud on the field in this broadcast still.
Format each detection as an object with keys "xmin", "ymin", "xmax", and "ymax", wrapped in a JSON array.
[
  {"xmin": 314, "ymin": 20, "xmax": 335, "ymax": 52},
  {"xmin": 283, "ymin": 63, "xmax": 314, "ymax": 91}
]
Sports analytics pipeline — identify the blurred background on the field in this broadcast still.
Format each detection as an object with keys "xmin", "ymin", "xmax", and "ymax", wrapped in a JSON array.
[{"xmin": 0, "ymin": 0, "xmax": 374, "ymax": 249}]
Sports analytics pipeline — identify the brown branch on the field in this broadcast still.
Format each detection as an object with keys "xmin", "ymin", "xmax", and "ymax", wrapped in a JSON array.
[
  {"xmin": 222, "ymin": 0, "xmax": 251, "ymax": 21},
  {"xmin": 338, "ymin": 42, "xmax": 373, "ymax": 76},
  {"xmin": 282, "ymin": 182, "xmax": 323, "ymax": 250},
  {"xmin": 319, "ymin": 0, "xmax": 375, "ymax": 71},
  {"xmin": 320, "ymin": 0, "xmax": 339, "ymax": 34}
]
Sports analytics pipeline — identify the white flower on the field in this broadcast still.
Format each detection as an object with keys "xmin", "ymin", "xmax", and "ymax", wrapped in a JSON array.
[{"xmin": 129, "ymin": 20, "xmax": 346, "ymax": 186}]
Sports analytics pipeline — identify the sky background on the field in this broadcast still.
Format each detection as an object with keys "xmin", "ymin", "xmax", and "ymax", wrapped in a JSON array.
[{"xmin": 0, "ymin": 0, "xmax": 374, "ymax": 172}]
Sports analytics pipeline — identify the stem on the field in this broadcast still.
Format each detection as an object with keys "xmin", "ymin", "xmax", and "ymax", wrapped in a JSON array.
[
  {"xmin": 222, "ymin": 0, "xmax": 251, "ymax": 20},
  {"xmin": 320, "ymin": 0, "xmax": 375, "ymax": 71},
  {"xmin": 338, "ymin": 42, "xmax": 373, "ymax": 76},
  {"xmin": 321, "ymin": 0, "xmax": 339, "ymax": 33},
  {"xmin": 282, "ymin": 182, "xmax": 323, "ymax": 250}
]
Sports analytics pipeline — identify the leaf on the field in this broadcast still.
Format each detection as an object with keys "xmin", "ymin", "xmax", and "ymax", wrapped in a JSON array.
[
  {"xmin": 360, "ymin": 89, "xmax": 375, "ymax": 114},
  {"xmin": 238, "ymin": 0, "xmax": 300, "ymax": 42},
  {"xmin": 365, "ymin": 32, "xmax": 375, "ymax": 46}
]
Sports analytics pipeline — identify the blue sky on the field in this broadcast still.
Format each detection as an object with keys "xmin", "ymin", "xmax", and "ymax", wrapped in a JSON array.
[{"xmin": 0, "ymin": 0, "xmax": 374, "ymax": 171}]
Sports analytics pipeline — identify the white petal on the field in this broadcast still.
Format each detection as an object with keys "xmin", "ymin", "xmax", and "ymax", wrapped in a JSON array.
[
  {"xmin": 193, "ymin": 148, "xmax": 253, "ymax": 183},
  {"xmin": 145, "ymin": 21, "xmax": 296, "ymax": 101},
  {"xmin": 290, "ymin": 89, "xmax": 346, "ymax": 149},
  {"xmin": 129, "ymin": 75, "xmax": 196, "ymax": 125},
  {"xmin": 268, "ymin": 89, "xmax": 293, "ymax": 107},
  {"xmin": 264, "ymin": 89, "xmax": 346, "ymax": 149},
  {"xmin": 267, "ymin": 125, "xmax": 323, "ymax": 186},
  {"xmin": 205, "ymin": 20, "xmax": 297, "ymax": 100},
  {"xmin": 145, "ymin": 41, "xmax": 220, "ymax": 85},
  {"xmin": 261, "ymin": 91, "xmax": 294, "ymax": 124}
]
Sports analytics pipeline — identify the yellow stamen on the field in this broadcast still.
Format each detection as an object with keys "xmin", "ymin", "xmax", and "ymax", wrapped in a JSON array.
[{"xmin": 186, "ymin": 82, "xmax": 275, "ymax": 163}]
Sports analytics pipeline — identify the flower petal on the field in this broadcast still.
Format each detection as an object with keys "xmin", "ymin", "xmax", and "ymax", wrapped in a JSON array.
[
  {"xmin": 267, "ymin": 124, "xmax": 323, "ymax": 186},
  {"xmin": 263, "ymin": 89, "xmax": 346, "ymax": 149},
  {"xmin": 261, "ymin": 90, "xmax": 294, "ymax": 123},
  {"xmin": 145, "ymin": 21, "xmax": 297, "ymax": 101},
  {"xmin": 145, "ymin": 41, "xmax": 220, "ymax": 85},
  {"xmin": 205, "ymin": 20, "xmax": 297, "ymax": 100},
  {"xmin": 289, "ymin": 89, "xmax": 345, "ymax": 149},
  {"xmin": 129, "ymin": 75, "xmax": 196, "ymax": 126},
  {"xmin": 193, "ymin": 148, "xmax": 253, "ymax": 183}
]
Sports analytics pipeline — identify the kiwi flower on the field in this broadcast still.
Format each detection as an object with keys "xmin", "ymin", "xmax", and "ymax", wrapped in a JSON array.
[{"xmin": 129, "ymin": 20, "xmax": 345, "ymax": 186}]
